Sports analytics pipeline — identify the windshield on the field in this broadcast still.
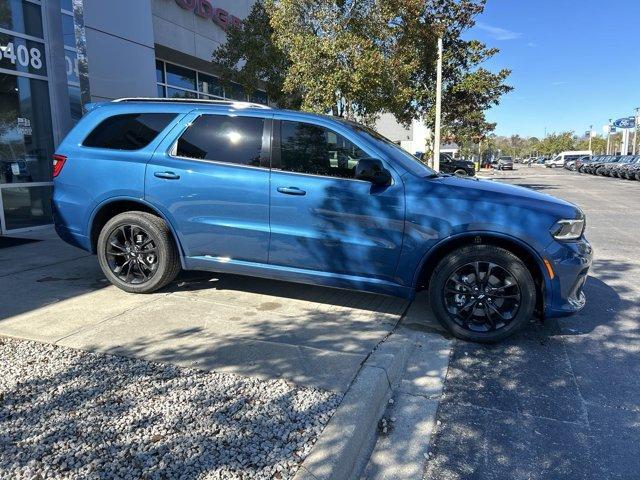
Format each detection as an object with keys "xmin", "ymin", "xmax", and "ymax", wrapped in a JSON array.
[{"xmin": 342, "ymin": 121, "xmax": 436, "ymax": 177}]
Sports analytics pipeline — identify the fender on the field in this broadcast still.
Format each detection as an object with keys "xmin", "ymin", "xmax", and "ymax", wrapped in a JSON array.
[
  {"xmin": 88, "ymin": 196, "xmax": 188, "ymax": 270},
  {"xmin": 411, "ymin": 230, "xmax": 553, "ymax": 307}
]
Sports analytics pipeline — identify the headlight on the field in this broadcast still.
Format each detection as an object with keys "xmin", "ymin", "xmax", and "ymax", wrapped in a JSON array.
[{"xmin": 551, "ymin": 218, "xmax": 585, "ymax": 241}]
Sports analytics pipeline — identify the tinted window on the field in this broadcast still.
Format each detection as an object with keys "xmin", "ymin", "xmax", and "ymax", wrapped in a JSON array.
[
  {"xmin": 83, "ymin": 113, "xmax": 177, "ymax": 150},
  {"xmin": 176, "ymin": 115, "xmax": 264, "ymax": 167},
  {"xmin": 280, "ymin": 121, "xmax": 369, "ymax": 179}
]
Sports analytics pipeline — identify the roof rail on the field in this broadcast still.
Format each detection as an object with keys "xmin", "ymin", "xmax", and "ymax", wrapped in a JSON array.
[{"xmin": 111, "ymin": 97, "xmax": 271, "ymax": 110}]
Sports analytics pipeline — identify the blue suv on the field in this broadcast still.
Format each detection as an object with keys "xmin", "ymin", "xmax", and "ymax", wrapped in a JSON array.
[{"xmin": 52, "ymin": 99, "xmax": 592, "ymax": 342}]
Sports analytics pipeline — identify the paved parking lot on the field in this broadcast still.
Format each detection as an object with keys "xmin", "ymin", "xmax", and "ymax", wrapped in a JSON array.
[{"xmin": 425, "ymin": 167, "xmax": 640, "ymax": 480}]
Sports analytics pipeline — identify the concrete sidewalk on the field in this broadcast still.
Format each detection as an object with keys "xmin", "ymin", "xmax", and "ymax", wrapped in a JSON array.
[{"xmin": 0, "ymin": 228, "xmax": 408, "ymax": 393}]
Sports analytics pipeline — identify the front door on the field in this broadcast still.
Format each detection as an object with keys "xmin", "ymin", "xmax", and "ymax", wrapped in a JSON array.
[
  {"xmin": 268, "ymin": 119, "xmax": 405, "ymax": 283},
  {"xmin": 145, "ymin": 111, "xmax": 272, "ymax": 263}
]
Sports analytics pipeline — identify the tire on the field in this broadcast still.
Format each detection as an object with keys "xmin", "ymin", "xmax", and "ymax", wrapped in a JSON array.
[
  {"xmin": 97, "ymin": 211, "xmax": 181, "ymax": 293},
  {"xmin": 429, "ymin": 245, "xmax": 536, "ymax": 343},
  {"xmin": 454, "ymin": 169, "xmax": 468, "ymax": 176}
]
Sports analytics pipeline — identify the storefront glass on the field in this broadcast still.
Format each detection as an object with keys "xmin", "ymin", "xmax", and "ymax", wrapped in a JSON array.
[{"xmin": 0, "ymin": 0, "xmax": 54, "ymax": 233}]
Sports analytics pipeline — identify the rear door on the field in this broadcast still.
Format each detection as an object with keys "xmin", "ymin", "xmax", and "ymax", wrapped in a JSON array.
[{"xmin": 145, "ymin": 110, "xmax": 272, "ymax": 263}]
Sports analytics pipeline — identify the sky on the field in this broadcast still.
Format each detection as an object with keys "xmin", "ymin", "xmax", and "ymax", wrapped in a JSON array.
[{"xmin": 468, "ymin": 0, "xmax": 640, "ymax": 138}]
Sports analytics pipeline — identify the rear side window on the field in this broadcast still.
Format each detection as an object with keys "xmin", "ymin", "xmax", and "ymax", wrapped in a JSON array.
[
  {"xmin": 176, "ymin": 115, "xmax": 265, "ymax": 167},
  {"xmin": 83, "ymin": 113, "xmax": 177, "ymax": 150}
]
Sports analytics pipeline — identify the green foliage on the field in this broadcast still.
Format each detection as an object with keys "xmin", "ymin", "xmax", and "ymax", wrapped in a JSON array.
[
  {"xmin": 213, "ymin": 0, "xmax": 512, "ymax": 137},
  {"xmin": 212, "ymin": 1, "xmax": 301, "ymax": 108},
  {"xmin": 267, "ymin": 0, "xmax": 432, "ymax": 123},
  {"xmin": 410, "ymin": 1, "xmax": 513, "ymax": 144}
]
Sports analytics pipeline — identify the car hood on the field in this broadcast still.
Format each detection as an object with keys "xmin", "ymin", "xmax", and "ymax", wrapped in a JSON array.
[{"xmin": 427, "ymin": 174, "xmax": 580, "ymax": 219}]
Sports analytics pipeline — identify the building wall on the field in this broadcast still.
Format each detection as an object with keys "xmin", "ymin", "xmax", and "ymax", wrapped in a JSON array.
[
  {"xmin": 83, "ymin": 0, "xmax": 157, "ymax": 101},
  {"xmin": 151, "ymin": 0, "xmax": 254, "ymax": 64}
]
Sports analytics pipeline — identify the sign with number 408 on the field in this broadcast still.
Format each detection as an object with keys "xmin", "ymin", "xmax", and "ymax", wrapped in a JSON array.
[{"xmin": 1, "ymin": 42, "xmax": 43, "ymax": 70}]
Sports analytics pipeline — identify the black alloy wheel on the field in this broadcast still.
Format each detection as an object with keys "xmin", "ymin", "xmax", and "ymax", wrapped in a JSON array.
[
  {"xmin": 105, "ymin": 224, "xmax": 159, "ymax": 285},
  {"xmin": 429, "ymin": 245, "xmax": 536, "ymax": 343},
  {"xmin": 443, "ymin": 261, "xmax": 521, "ymax": 333},
  {"xmin": 97, "ymin": 211, "xmax": 181, "ymax": 293}
]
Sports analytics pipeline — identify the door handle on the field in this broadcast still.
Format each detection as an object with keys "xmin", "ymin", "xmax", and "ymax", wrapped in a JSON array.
[
  {"xmin": 154, "ymin": 171, "xmax": 180, "ymax": 180},
  {"xmin": 277, "ymin": 186, "xmax": 306, "ymax": 196}
]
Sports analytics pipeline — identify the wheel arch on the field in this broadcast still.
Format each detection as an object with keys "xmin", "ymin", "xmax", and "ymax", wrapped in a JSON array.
[
  {"xmin": 88, "ymin": 198, "xmax": 185, "ymax": 266},
  {"xmin": 413, "ymin": 232, "xmax": 549, "ymax": 314}
]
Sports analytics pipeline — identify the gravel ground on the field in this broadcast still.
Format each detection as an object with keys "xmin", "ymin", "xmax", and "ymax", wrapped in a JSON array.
[{"xmin": 0, "ymin": 337, "xmax": 341, "ymax": 480}]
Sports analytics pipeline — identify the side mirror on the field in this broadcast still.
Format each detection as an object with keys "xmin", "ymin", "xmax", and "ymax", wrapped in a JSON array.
[{"xmin": 355, "ymin": 158, "xmax": 392, "ymax": 186}]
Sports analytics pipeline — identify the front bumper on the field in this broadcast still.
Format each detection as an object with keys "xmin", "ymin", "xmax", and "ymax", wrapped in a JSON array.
[{"xmin": 543, "ymin": 237, "xmax": 593, "ymax": 318}]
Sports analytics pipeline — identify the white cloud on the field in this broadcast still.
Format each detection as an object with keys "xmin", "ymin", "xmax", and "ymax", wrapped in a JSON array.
[{"xmin": 476, "ymin": 22, "xmax": 523, "ymax": 41}]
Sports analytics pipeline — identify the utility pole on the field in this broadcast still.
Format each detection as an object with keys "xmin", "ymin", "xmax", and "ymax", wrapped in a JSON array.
[
  {"xmin": 633, "ymin": 107, "xmax": 640, "ymax": 155},
  {"xmin": 432, "ymin": 35, "xmax": 443, "ymax": 172}
]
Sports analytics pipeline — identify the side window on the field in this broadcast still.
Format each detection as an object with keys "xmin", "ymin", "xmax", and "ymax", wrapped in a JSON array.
[
  {"xmin": 83, "ymin": 113, "xmax": 177, "ymax": 150},
  {"xmin": 176, "ymin": 115, "xmax": 264, "ymax": 167},
  {"xmin": 280, "ymin": 120, "xmax": 368, "ymax": 179}
]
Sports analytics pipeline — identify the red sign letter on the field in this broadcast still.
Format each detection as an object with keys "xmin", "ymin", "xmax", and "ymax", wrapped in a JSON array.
[
  {"xmin": 175, "ymin": 0, "xmax": 196, "ymax": 10},
  {"xmin": 213, "ymin": 8, "xmax": 229, "ymax": 30},
  {"xmin": 195, "ymin": 0, "xmax": 213, "ymax": 19}
]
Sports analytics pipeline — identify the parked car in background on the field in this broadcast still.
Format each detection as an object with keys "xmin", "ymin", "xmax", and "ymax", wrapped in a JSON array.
[
  {"xmin": 595, "ymin": 156, "xmax": 622, "ymax": 175},
  {"xmin": 564, "ymin": 155, "xmax": 591, "ymax": 172},
  {"xmin": 610, "ymin": 155, "xmax": 639, "ymax": 178},
  {"xmin": 576, "ymin": 155, "xmax": 601, "ymax": 173},
  {"xmin": 496, "ymin": 156, "xmax": 514, "ymax": 170},
  {"xmin": 52, "ymin": 98, "xmax": 592, "ymax": 343},
  {"xmin": 546, "ymin": 151, "xmax": 592, "ymax": 168},
  {"xmin": 439, "ymin": 153, "xmax": 476, "ymax": 176}
]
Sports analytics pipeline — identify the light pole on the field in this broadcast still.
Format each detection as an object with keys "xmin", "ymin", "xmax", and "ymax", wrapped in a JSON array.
[
  {"xmin": 606, "ymin": 119, "xmax": 612, "ymax": 155},
  {"xmin": 633, "ymin": 107, "xmax": 640, "ymax": 155},
  {"xmin": 588, "ymin": 125, "xmax": 593, "ymax": 152},
  {"xmin": 432, "ymin": 35, "xmax": 443, "ymax": 172}
]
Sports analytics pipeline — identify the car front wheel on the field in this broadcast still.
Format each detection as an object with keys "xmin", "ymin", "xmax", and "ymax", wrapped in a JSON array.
[
  {"xmin": 97, "ymin": 211, "xmax": 181, "ymax": 293},
  {"xmin": 429, "ymin": 245, "xmax": 536, "ymax": 343},
  {"xmin": 454, "ymin": 169, "xmax": 468, "ymax": 176}
]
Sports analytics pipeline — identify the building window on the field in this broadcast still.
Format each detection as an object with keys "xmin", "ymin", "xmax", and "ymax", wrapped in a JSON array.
[
  {"xmin": 155, "ymin": 60, "xmax": 268, "ymax": 105},
  {"xmin": 0, "ymin": 0, "xmax": 54, "ymax": 233},
  {"xmin": 61, "ymin": 5, "xmax": 81, "ymax": 123}
]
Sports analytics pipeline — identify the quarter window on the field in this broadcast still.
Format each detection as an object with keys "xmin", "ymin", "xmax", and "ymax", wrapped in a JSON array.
[
  {"xmin": 176, "ymin": 115, "xmax": 265, "ymax": 167},
  {"xmin": 83, "ymin": 113, "xmax": 177, "ymax": 150},
  {"xmin": 280, "ymin": 121, "xmax": 368, "ymax": 179}
]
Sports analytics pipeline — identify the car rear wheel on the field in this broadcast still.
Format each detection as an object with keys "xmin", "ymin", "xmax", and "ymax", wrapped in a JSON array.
[
  {"xmin": 97, "ymin": 211, "xmax": 181, "ymax": 293},
  {"xmin": 429, "ymin": 245, "xmax": 536, "ymax": 343}
]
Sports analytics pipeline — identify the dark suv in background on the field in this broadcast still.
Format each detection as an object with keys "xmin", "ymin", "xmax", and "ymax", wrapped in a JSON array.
[
  {"xmin": 496, "ymin": 156, "xmax": 514, "ymax": 170},
  {"xmin": 439, "ymin": 153, "xmax": 476, "ymax": 176}
]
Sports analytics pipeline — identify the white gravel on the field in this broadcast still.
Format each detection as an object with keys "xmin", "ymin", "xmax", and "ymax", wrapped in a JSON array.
[{"xmin": 0, "ymin": 337, "xmax": 341, "ymax": 479}]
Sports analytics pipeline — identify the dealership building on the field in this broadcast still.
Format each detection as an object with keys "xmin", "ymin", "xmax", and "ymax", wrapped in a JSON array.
[{"xmin": 0, "ymin": 0, "xmax": 261, "ymax": 235}]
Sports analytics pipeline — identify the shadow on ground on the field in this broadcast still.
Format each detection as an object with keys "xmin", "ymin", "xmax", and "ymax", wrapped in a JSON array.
[{"xmin": 424, "ymin": 257, "xmax": 640, "ymax": 479}]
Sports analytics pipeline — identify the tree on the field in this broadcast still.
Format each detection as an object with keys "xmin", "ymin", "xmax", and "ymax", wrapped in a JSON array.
[
  {"xmin": 576, "ymin": 135, "xmax": 607, "ymax": 155},
  {"xmin": 212, "ymin": 1, "xmax": 300, "ymax": 108},
  {"xmin": 267, "ymin": 0, "xmax": 432, "ymax": 122},
  {"xmin": 537, "ymin": 132, "xmax": 576, "ymax": 156},
  {"xmin": 213, "ymin": 0, "xmax": 512, "ymax": 136},
  {"xmin": 411, "ymin": 0, "xmax": 513, "ymax": 147}
]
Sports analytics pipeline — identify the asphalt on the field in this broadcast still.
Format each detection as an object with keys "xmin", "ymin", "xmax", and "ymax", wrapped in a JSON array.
[{"xmin": 424, "ymin": 167, "xmax": 640, "ymax": 480}]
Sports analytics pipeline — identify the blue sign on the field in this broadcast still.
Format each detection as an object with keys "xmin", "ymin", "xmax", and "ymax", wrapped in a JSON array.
[{"xmin": 613, "ymin": 117, "xmax": 636, "ymax": 129}]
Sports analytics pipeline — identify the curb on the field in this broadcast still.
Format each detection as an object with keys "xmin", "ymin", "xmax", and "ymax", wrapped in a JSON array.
[{"xmin": 293, "ymin": 335, "xmax": 410, "ymax": 480}]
